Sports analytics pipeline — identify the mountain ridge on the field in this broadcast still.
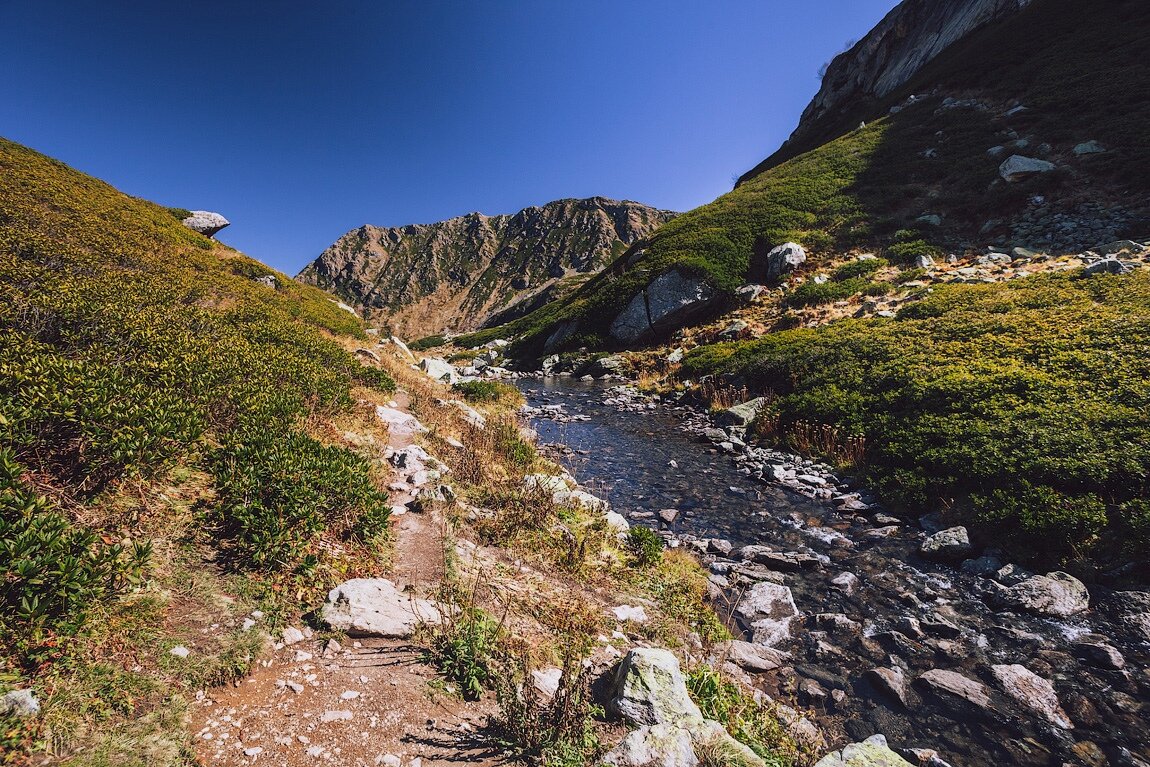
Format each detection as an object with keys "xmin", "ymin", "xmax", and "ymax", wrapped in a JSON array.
[{"xmin": 298, "ymin": 196, "xmax": 675, "ymax": 337}]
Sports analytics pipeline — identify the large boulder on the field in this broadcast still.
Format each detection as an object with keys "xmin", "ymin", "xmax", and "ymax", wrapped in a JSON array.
[
  {"xmin": 0, "ymin": 689, "xmax": 40, "ymax": 717},
  {"xmin": 914, "ymin": 669, "xmax": 992, "ymax": 718},
  {"xmin": 736, "ymin": 581, "xmax": 800, "ymax": 648},
  {"xmin": 813, "ymin": 734, "xmax": 915, "ymax": 767},
  {"xmin": 714, "ymin": 397, "xmax": 769, "ymax": 428},
  {"xmin": 321, "ymin": 578, "xmax": 441, "ymax": 637},
  {"xmin": 420, "ymin": 357, "xmax": 459, "ymax": 384},
  {"xmin": 603, "ymin": 650, "xmax": 769, "ymax": 767},
  {"xmin": 990, "ymin": 664, "xmax": 1072, "ymax": 729},
  {"xmin": 919, "ymin": 526, "xmax": 972, "ymax": 562},
  {"xmin": 1082, "ymin": 257, "xmax": 1132, "ymax": 276},
  {"xmin": 609, "ymin": 648, "xmax": 703, "ymax": 727},
  {"xmin": 765, "ymin": 242, "xmax": 807, "ymax": 281},
  {"xmin": 181, "ymin": 210, "xmax": 230, "ymax": 237},
  {"xmin": 998, "ymin": 155, "xmax": 1055, "ymax": 182},
  {"xmin": 609, "ymin": 270, "xmax": 717, "ymax": 344},
  {"xmin": 988, "ymin": 571, "xmax": 1090, "ymax": 617},
  {"xmin": 1099, "ymin": 591, "xmax": 1150, "ymax": 642}
]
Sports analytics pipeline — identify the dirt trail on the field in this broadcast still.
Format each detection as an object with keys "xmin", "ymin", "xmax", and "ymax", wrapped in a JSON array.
[{"xmin": 189, "ymin": 389, "xmax": 503, "ymax": 767}]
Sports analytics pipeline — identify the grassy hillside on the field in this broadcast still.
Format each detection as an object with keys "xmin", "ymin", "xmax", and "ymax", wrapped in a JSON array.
[
  {"xmin": 682, "ymin": 271, "xmax": 1150, "ymax": 569},
  {"xmin": 466, "ymin": 0, "xmax": 1148, "ymax": 354},
  {"xmin": 0, "ymin": 138, "xmax": 397, "ymax": 761}
]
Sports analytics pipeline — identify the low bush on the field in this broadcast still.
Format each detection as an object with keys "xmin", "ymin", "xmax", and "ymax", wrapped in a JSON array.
[
  {"xmin": 453, "ymin": 379, "xmax": 517, "ymax": 404},
  {"xmin": 410, "ymin": 334, "xmax": 447, "ymax": 351},
  {"xmin": 626, "ymin": 525, "xmax": 663, "ymax": 566},
  {"xmin": 783, "ymin": 277, "xmax": 889, "ymax": 308},
  {"xmin": 687, "ymin": 665, "xmax": 800, "ymax": 766},
  {"xmin": 832, "ymin": 257, "xmax": 887, "ymax": 281},
  {"xmin": 683, "ymin": 271, "xmax": 1150, "ymax": 566}
]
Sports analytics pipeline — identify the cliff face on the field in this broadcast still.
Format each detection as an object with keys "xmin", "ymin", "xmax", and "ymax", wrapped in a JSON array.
[
  {"xmin": 739, "ymin": 0, "xmax": 1032, "ymax": 183},
  {"xmin": 298, "ymin": 198, "xmax": 674, "ymax": 337}
]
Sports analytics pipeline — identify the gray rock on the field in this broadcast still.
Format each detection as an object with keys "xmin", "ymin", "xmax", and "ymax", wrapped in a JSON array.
[
  {"xmin": 765, "ymin": 242, "xmax": 807, "ymax": 281},
  {"xmin": 990, "ymin": 664, "xmax": 1072, "ymax": 729},
  {"xmin": 609, "ymin": 270, "xmax": 717, "ymax": 344},
  {"xmin": 419, "ymin": 357, "xmax": 459, "ymax": 384},
  {"xmin": 919, "ymin": 526, "xmax": 971, "ymax": 562},
  {"xmin": 989, "ymin": 571, "xmax": 1090, "ymax": 617},
  {"xmin": 735, "ymin": 581, "xmax": 799, "ymax": 624},
  {"xmin": 1100, "ymin": 591, "xmax": 1150, "ymax": 641},
  {"xmin": 181, "ymin": 210, "xmax": 230, "ymax": 237},
  {"xmin": 1096, "ymin": 240, "xmax": 1142, "ymax": 256},
  {"xmin": 600, "ymin": 723, "xmax": 698, "ymax": 767},
  {"xmin": 999, "ymin": 155, "xmax": 1056, "ymax": 182},
  {"xmin": 813, "ymin": 734, "xmax": 915, "ymax": 767},
  {"xmin": 1071, "ymin": 641, "xmax": 1125, "ymax": 670},
  {"xmin": 1082, "ymin": 257, "xmax": 1131, "ymax": 276},
  {"xmin": 609, "ymin": 648, "xmax": 703, "ymax": 727},
  {"xmin": 1, "ymin": 689, "xmax": 40, "ymax": 717},
  {"xmin": 915, "ymin": 669, "xmax": 992, "ymax": 716},
  {"xmin": 960, "ymin": 554, "xmax": 1004, "ymax": 577},
  {"xmin": 831, "ymin": 572, "xmax": 859, "ymax": 595},
  {"xmin": 530, "ymin": 667, "xmax": 563, "ymax": 703},
  {"xmin": 1073, "ymin": 140, "xmax": 1106, "ymax": 156},
  {"xmin": 916, "ymin": 214, "xmax": 942, "ymax": 227},
  {"xmin": 913, "ymin": 253, "xmax": 936, "ymax": 268},
  {"xmin": 714, "ymin": 397, "xmax": 769, "ymax": 429},
  {"xmin": 710, "ymin": 640, "xmax": 788, "ymax": 673},
  {"xmin": 865, "ymin": 667, "xmax": 909, "ymax": 708},
  {"xmin": 321, "ymin": 578, "xmax": 441, "ymax": 637}
]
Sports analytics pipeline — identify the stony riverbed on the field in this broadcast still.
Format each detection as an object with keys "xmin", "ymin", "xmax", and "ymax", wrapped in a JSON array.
[{"xmin": 517, "ymin": 377, "xmax": 1150, "ymax": 767}]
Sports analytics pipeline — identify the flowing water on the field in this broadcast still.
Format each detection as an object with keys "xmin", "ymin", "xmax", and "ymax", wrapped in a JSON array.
[{"xmin": 517, "ymin": 376, "xmax": 1150, "ymax": 767}]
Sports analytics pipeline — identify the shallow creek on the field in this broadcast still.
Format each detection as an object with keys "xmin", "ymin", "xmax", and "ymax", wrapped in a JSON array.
[{"xmin": 517, "ymin": 376, "xmax": 1150, "ymax": 767}]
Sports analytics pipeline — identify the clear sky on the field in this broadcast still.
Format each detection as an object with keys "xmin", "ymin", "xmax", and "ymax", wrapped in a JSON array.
[{"xmin": 1, "ymin": 1, "xmax": 897, "ymax": 275}]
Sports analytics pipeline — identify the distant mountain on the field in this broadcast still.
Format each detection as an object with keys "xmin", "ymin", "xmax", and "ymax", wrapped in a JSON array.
[{"xmin": 297, "ymin": 198, "xmax": 675, "ymax": 337}]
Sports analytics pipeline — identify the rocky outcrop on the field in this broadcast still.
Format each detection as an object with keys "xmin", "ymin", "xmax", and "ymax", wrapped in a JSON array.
[
  {"xmin": 739, "ymin": 0, "xmax": 1032, "ymax": 183},
  {"xmin": 609, "ymin": 270, "xmax": 720, "ymax": 345},
  {"xmin": 299, "ymin": 198, "xmax": 674, "ymax": 337},
  {"xmin": 987, "ymin": 570, "xmax": 1090, "ymax": 617},
  {"xmin": 602, "ymin": 648, "xmax": 768, "ymax": 767},
  {"xmin": 181, "ymin": 210, "xmax": 230, "ymax": 238}
]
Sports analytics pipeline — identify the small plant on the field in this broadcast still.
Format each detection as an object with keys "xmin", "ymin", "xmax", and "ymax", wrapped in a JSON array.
[
  {"xmin": 700, "ymin": 379, "xmax": 749, "ymax": 411},
  {"xmin": 687, "ymin": 665, "xmax": 801, "ymax": 766},
  {"xmin": 785, "ymin": 420, "xmax": 866, "ymax": 469},
  {"xmin": 626, "ymin": 526, "xmax": 663, "ymax": 567},
  {"xmin": 491, "ymin": 653, "xmax": 603, "ymax": 767},
  {"xmin": 423, "ymin": 603, "xmax": 503, "ymax": 700}
]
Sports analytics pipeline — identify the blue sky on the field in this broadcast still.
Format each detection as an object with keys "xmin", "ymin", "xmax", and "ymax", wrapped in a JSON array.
[{"xmin": 1, "ymin": 1, "xmax": 897, "ymax": 274}]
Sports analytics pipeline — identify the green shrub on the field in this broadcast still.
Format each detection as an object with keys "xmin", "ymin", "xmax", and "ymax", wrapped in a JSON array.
[
  {"xmin": 453, "ymin": 380, "xmax": 503, "ymax": 402},
  {"xmin": 209, "ymin": 429, "xmax": 390, "ymax": 569},
  {"xmin": 491, "ymin": 654, "xmax": 602, "ymax": 767},
  {"xmin": 423, "ymin": 606, "xmax": 501, "ymax": 700},
  {"xmin": 887, "ymin": 239, "xmax": 942, "ymax": 265},
  {"xmin": 832, "ymin": 258, "xmax": 887, "ymax": 281},
  {"xmin": 165, "ymin": 207, "xmax": 192, "ymax": 221},
  {"xmin": 626, "ymin": 525, "xmax": 663, "ymax": 566},
  {"xmin": 682, "ymin": 272, "xmax": 1150, "ymax": 565},
  {"xmin": 410, "ymin": 334, "xmax": 447, "ymax": 351},
  {"xmin": 0, "ymin": 448, "xmax": 149, "ymax": 644},
  {"xmin": 687, "ymin": 665, "xmax": 798, "ymax": 766},
  {"xmin": 783, "ymin": 277, "xmax": 889, "ymax": 308}
]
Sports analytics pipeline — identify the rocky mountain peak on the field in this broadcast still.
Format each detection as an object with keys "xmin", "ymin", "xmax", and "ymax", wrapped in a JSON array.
[{"xmin": 297, "ymin": 197, "xmax": 675, "ymax": 337}]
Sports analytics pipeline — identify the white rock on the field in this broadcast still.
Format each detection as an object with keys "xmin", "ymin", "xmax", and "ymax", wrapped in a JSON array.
[
  {"xmin": 281, "ymin": 627, "xmax": 306, "ymax": 646},
  {"xmin": 611, "ymin": 605, "xmax": 649, "ymax": 623},
  {"xmin": 181, "ymin": 210, "xmax": 230, "ymax": 237},
  {"xmin": 991, "ymin": 664, "xmax": 1072, "ymax": 729},
  {"xmin": 340, "ymin": 690, "xmax": 361, "ymax": 700},
  {"xmin": 375, "ymin": 406, "xmax": 427, "ymax": 438},
  {"xmin": 322, "ymin": 578, "xmax": 442, "ymax": 637},
  {"xmin": 169, "ymin": 645, "xmax": 191, "ymax": 658},
  {"xmin": 321, "ymin": 709, "xmax": 354, "ymax": 722}
]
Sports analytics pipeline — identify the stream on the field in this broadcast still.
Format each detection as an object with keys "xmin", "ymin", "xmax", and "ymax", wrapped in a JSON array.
[{"xmin": 516, "ymin": 376, "xmax": 1150, "ymax": 767}]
